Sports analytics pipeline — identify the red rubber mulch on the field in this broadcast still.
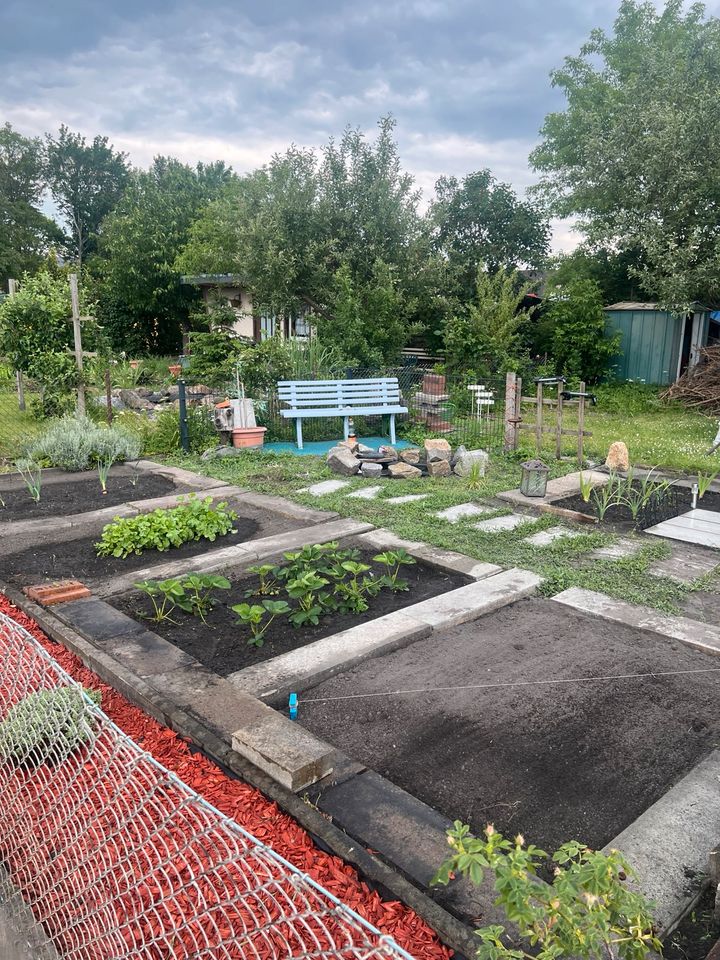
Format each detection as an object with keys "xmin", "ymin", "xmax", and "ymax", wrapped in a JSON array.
[{"xmin": 0, "ymin": 594, "xmax": 453, "ymax": 960}]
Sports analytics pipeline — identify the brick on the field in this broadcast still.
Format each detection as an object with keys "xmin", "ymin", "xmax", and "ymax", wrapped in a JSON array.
[{"xmin": 23, "ymin": 581, "xmax": 91, "ymax": 606}]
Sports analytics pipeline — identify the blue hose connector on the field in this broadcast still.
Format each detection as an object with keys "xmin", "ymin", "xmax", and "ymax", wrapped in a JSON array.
[{"xmin": 289, "ymin": 692, "xmax": 298, "ymax": 720}]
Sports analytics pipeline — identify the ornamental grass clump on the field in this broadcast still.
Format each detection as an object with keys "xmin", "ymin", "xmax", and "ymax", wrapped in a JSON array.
[
  {"xmin": 25, "ymin": 415, "xmax": 141, "ymax": 472},
  {"xmin": 95, "ymin": 495, "xmax": 237, "ymax": 558},
  {"xmin": 0, "ymin": 686, "xmax": 101, "ymax": 766}
]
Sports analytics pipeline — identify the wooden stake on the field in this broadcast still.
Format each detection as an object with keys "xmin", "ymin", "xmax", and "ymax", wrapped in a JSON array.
[
  {"xmin": 577, "ymin": 381, "xmax": 586, "ymax": 465},
  {"xmin": 535, "ymin": 381, "xmax": 544, "ymax": 456},
  {"xmin": 105, "ymin": 368, "xmax": 113, "ymax": 424},
  {"xmin": 7, "ymin": 279, "xmax": 25, "ymax": 412},
  {"xmin": 69, "ymin": 274, "xmax": 86, "ymax": 417},
  {"xmin": 555, "ymin": 385, "xmax": 564, "ymax": 460},
  {"xmin": 503, "ymin": 372, "xmax": 518, "ymax": 452}
]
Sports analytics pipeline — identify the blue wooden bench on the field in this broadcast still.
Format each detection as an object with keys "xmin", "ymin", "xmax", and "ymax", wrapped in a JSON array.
[{"xmin": 277, "ymin": 377, "xmax": 408, "ymax": 449}]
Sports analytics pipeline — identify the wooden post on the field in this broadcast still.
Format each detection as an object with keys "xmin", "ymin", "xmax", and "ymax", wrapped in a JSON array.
[
  {"xmin": 105, "ymin": 368, "xmax": 113, "ymax": 424},
  {"xmin": 577, "ymin": 380, "xmax": 586, "ymax": 465},
  {"xmin": 503, "ymin": 372, "xmax": 518, "ymax": 452},
  {"xmin": 535, "ymin": 381, "xmax": 544, "ymax": 456},
  {"xmin": 555, "ymin": 385, "xmax": 564, "ymax": 460},
  {"xmin": 69, "ymin": 274, "xmax": 86, "ymax": 417},
  {"xmin": 7, "ymin": 280, "xmax": 25, "ymax": 412}
]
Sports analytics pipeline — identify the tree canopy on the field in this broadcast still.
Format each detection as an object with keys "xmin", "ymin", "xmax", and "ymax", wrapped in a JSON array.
[{"xmin": 531, "ymin": 0, "xmax": 720, "ymax": 308}]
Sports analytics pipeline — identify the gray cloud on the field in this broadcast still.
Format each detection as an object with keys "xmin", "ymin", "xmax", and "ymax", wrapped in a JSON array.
[{"xmin": 2, "ymin": 0, "xmax": 699, "ymax": 251}]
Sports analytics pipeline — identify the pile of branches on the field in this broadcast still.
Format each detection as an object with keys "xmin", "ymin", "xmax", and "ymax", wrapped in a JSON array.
[{"xmin": 662, "ymin": 345, "xmax": 720, "ymax": 410}]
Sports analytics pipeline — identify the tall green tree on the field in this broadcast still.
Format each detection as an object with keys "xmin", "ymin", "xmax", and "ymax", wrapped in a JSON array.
[
  {"xmin": 546, "ymin": 245, "xmax": 645, "ymax": 305},
  {"xmin": 45, "ymin": 125, "xmax": 130, "ymax": 268},
  {"xmin": 97, "ymin": 157, "xmax": 234, "ymax": 354},
  {"xmin": 0, "ymin": 124, "xmax": 63, "ymax": 287},
  {"xmin": 428, "ymin": 169, "xmax": 549, "ymax": 300},
  {"xmin": 531, "ymin": 0, "xmax": 720, "ymax": 308}
]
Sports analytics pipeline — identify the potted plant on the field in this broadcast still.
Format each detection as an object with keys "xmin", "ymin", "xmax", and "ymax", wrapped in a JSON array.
[{"xmin": 229, "ymin": 362, "xmax": 266, "ymax": 448}]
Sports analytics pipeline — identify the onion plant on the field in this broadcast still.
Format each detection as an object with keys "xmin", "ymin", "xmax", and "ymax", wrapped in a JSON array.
[
  {"xmin": 697, "ymin": 470, "xmax": 719, "ymax": 499},
  {"xmin": 97, "ymin": 453, "xmax": 115, "ymax": 495},
  {"xmin": 16, "ymin": 459, "xmax": 42, "ymax": 503}
]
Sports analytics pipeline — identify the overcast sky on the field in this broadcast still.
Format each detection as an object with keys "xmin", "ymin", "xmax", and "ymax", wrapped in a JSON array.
[{"xmin": 2, "ymin": 0, "xmax": 712, "ymax": 252}]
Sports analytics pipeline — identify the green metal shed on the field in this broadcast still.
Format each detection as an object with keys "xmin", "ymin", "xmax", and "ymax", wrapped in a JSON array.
[{"xmin": 604, "ymin": 301, "xmax": 711, "ymax": 385}]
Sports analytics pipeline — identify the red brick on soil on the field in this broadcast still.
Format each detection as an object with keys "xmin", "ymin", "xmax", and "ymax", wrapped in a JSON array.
[
  {"xmin": 0, "ymin": 594, "xmax": 452, "ymax": 959},
  {"xmin": 23, "ymin": 581, "xmax": 91, "ymax": 605}
]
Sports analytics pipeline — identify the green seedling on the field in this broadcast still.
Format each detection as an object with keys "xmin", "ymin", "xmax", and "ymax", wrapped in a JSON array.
[
  {"xmin": 97, "ymin": 452, "xmax": 115, "ymax": 495},
  {"xmin": 128, "ymin": 459, "xmax": 141, "ymax": 486},
  {"xmin": 372, "ymin": 548, "xmax": 417, "ymax": 591},
  {"xmin": 697, "ymin": 470, "xmax": 719, "ymax": 499},
  {"xmin": 232, "ymin": 599, "xmax": 291, "ymax": 646},
  {"xmin": 134, "ymin": 578, "xmax": 187, "ymax": 623},
  {"xmin": 465, "ymin": 460, "xmax": 485, "ymax": 491},
  {"xmin": 16, "ymin": 459, "xmax": 42, "ymax": 503},
  {"xmin": 285, "ymin": 572, "xmax": 330, "ymax": 627},
  {"xmin": 334, "ymin": 560, "xmax": 374, "ymax": 613},
  {"xmin": 180, "ymin": 573, "xmax": 231, "ymax": 622},
  {"xmin": 578, "ymin": 472, "xmax": 594, "ymax": 503},
  {"xmin": 246, "ymin": 563, "xmax": 281, "ymax": 597},
  {"xmin": 591, "ymin": 474, "xmax": 621, "ymax": 521}
]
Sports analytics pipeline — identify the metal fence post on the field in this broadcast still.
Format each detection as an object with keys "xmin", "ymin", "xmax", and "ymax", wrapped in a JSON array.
[{"xmin": 178, "ymin": 379, "xmax": 190, "ymax": 452}]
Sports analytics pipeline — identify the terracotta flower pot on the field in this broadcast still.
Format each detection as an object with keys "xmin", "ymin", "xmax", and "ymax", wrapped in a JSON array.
[
  {"xmin": 168, "ymin": 364, "xmax": 182, "ymax": 377},
  {"xmin": 129, "ymin": 360, "xmax": 140, "ymax": 370},
  {"xmin": 231, "ymin": 427, "xmax": 267, "ymax": 449}
]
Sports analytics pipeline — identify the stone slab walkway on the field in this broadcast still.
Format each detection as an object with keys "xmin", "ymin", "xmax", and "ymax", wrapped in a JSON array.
[
  {"xmin": 523, "ymin": 526, "xmax": 579, "ymax": 547},
  {"xmin": 434, "ymin": 503, "xmax": 492, "ymax": 523},
  {"xmin": 473, "ymin": 514, "xmax": 529, "ymax": 533},
  {"xmin": 590, "ymin": 538, "xmax": 642, "ymax": 560},
  {"xmin": 298, "ymin": 479, "xmax": 350, "ymax": 496},
  {"xmin": 646, "ymin": 508, "xmax": 720, "ymax": 549}
]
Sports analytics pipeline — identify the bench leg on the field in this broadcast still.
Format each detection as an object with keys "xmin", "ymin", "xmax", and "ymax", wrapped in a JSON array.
[
  {"xmin": 389, "ymin": 414, "xmax": 397, "ymax": 445},
  {"xmin": 296, "ymin": 418, "xmax": 303, "ymax": 450},
  {"xmin": 343, "ymin": 417, "xmax": 349, "ymax": 441}
]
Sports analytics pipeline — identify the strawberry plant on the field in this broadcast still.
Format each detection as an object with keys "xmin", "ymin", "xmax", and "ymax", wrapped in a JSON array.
[
  {"xmin": 134, "ymin": 578, "xmax": 188, "ymax": 623},
  {"xmin": 433, "ymin": 823, "xmax": 660, "ymax": 960},
  {"xmin": 135, "ymin": 573, "xmax": 230, "ymax": 623},
  {"xmin": 286, "ymin": 571, "xmax": 332, "ymax": 627},
  {"xmin": 95, "ymin": 495, "xmax": 237, "ymax": 558},
  {"xmin": 372, "ymin": 548, "xmax": 417, "ymax": 591},
  {"xmin": 245, "ymin": 563, "xmax": 281, "ymax": 597},
  {"xmin": 232, "ymin": 599, "xmax": 291, "ymax": 645}
]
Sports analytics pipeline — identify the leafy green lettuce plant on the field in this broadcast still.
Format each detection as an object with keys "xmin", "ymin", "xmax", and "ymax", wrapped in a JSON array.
[{"xmin": 434, "ymin": 822, "xmax": 660, "ymax": 960}]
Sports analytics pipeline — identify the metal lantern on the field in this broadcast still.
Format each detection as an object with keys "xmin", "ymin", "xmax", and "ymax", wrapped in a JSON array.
[{"xmin": 520, "ymin": 459, "xmax": 549, "ymax": 498}]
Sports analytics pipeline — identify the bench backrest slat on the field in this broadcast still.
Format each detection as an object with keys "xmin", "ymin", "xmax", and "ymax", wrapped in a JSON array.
[{"xmin": 278, "ymin": 377, "xmax": 402, "ymax": 410}]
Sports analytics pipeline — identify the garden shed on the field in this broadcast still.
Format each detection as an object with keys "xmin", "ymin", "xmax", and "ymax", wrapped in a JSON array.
[{"xmin": 604, "ymin": 301, "xmax": 712, "ymax": 385}]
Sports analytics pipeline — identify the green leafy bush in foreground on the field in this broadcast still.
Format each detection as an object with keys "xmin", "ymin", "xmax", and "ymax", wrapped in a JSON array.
[
  {"xmin": 0, "ymin": 686, "xmax": 101, "ymax": 765},
  {"xmin": 434, "ymin": 823, "xmax": 660, "ymax": 960},
  {"xmin": 25, "ymin": 415, "xmax": 141, "ymax": 471},
  {"xmin": 95, "ymin": 494, "xmax": 237, "ymax": 558}
]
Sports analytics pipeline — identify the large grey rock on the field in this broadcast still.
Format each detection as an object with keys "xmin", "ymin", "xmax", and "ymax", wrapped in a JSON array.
[
  {"xmin": 400, "ymin": 448, "xmax": 421, "ymax": 464},
  {"xmin": 378, "ymin": 445, "xmax": 398, "ymax": 461},
  {"xmin": 360, "ymin": 461, "xmax": 383, "ymax": 478},
  {"xmin": 388, "ymin": 461, "xmax": 422, "ymax": 479},
  {"xmin": 424, "ymin": 438, "xmax": 452, "ymax": 462},
  {"xmin": 326, "ymin": 446, "xmax": 360, "ymax": 476},
  {"xmin": 118, "ymin": 388, "xmax": 153, "ymax": 411},
  {"xmin": 453, "ymin": 448, "xmax": 489, "ymax": 477},
  {"xmin": 201, "ymin": 445, "xmax": 242, "ymax": 461}
]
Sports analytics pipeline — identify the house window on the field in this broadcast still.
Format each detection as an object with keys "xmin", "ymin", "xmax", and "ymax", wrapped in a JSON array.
[
  {"xmin": 293, "ymin": 313, "xmax": 311, "ymax": 338},
  {"xmin": 260, "ymin": 315, "xmax": 276, "ymax": 339}
]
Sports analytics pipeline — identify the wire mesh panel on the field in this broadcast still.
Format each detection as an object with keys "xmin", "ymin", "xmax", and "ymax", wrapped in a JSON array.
[{"xmin": 0, "ymin": 612, "xmax": 416, "ymax": 960}]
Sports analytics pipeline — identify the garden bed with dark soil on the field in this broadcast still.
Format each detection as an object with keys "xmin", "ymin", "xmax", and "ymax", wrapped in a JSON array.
[
  {"xmin": 111, "ymin": 553, "xmax": 470, "ymax": 676},
  {"xmin": 551, "ymin": 483, "xmax": 720, "ymax": 532},
  {"xmin": 0, "ymin": 519, "xmax": 259, "ymax": 586},
  {"xmin": 298, "ymin": 598, "xmax": 720, "ymax": 853},
  {"xmin": 0, "ymin": 469, "xmax": 177, "ymax": 521},
  {"xmin": 664, "ymin": 884, "xmax": 719, "ymax": 960}
]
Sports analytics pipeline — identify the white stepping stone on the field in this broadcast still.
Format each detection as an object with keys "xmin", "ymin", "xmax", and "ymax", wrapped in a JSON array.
[
  {"xmin": 645, "ymin": 509, "xmax": 720, "ymax": 550},
  {"xmin": 524, "ymin": 526, "xmax": 579, "ymax": 547},
  {"xmin": 647, "ymin": 546, "xmax": 719, "ymax": 583},
  {"xmin": 435, "ymin": 503, "xmax": 492, "ymax": 523},
  {"xmin": 473, "ymin": 513, "xmax": 529, "ymax": 533},
  {"xmin": 385, "ymin": 494, "xmax": 429, "ymax": 505},
  {"xmin": 347, "ymin": 485, "xmax": 383, "ymax": 500},
  {"xmin": 590, "ymin": 538, "xmax": 642, "ymax": 560},
  {"xmin": 298, "ymin": 479, "xmax": 351, "ymax": 496}
]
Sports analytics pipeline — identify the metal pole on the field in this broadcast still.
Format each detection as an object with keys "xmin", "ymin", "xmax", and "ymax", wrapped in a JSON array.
[
  {"xmin": 69, "ymin": 274, "xmax": 86, "ymax": 417},
  {"xmin": 555, "ymin": 386, "xmax": 564, "ymax": 460},
  {"xmin": 105, "ymin": 368, "xmax": 113, "ymax": 424},
  {"xmin": 535, "ymin": 381, "xmax": 543, "ymax": 456},
  {"xmin": 577, "ymin": 380, "xmax": 586, "ymax": 465},
  {"xmin": 178, "ymin": 379, "xmax": 190, "ymax": 453},
  {"xmin": 7, "ymin": 280, "xmax": 25, "ymax": 412}
]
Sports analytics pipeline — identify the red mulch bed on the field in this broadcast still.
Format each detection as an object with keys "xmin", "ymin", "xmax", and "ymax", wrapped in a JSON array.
[{"xmin": 0, "ymin": 594, "xmax": 452, "ymax": 960}]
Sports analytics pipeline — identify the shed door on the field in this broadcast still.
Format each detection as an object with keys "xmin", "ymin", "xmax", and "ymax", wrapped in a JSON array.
[{"xmin": 679, "ymin": 314, "xmax": 693, "ymax": 377}]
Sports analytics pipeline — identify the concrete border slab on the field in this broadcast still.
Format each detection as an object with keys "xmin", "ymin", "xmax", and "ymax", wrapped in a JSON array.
[
  {"xmin": 498, "ymin": 470, "xmax": 608, "ymax": 508},
  {"xmin": 552, "ymin": 587, "xmax": 720, "ymax": 656}
]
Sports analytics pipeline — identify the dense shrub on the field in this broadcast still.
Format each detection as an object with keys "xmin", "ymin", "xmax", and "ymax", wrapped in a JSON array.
[
  {"xmin": 0, "ymin": 686, "xmax": 101, "ymax": 765},
  {"xmin": 25, "ymin": 415, "xmax": 141, "ymax": 471}
]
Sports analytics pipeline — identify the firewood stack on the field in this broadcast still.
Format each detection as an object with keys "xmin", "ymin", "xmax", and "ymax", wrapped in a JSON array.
[{"xmin": 662, "ymin": 346, "xmax": 720, "ymax": 410}]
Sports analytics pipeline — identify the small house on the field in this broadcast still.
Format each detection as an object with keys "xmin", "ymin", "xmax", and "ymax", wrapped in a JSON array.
[
  {"xmin": 181, "ymin": 274, "xmax": 311, "ymax": 342},
  {"xmin": 604, "ymin": 301, "xmax": 715, "ymax": 385}
]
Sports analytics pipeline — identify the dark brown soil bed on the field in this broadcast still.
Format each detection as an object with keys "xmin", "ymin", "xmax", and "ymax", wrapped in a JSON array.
[
  {"xmin": 0, "ymin": 470, "xmax": 176, "ymax": 521},
  {"xmin": 298, "ymin": 598, "xmax": 720, "ymax": 853},
  {"xmin": 0, "ymin": 519, "xmax": 259, "ymax": 585},
  {"xmin": 664, "ymin": 883, "xmax": 718, "ymax": 960},
  {"xmin": 552, "ymin": 483, "xmax": 720, "ymax": 532},
  {"xmin": 110, "ymin": 555, "xmax": 470, "ymax": 676}
]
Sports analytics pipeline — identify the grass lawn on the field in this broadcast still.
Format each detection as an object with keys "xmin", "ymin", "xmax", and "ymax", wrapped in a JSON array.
[
  {"xmin": 0, "ymin": 389, "xmax": 42, "ymax": 463},
  {"xmin": 173, "ymin": 447, "xmax": 701, "ymax": 614}
]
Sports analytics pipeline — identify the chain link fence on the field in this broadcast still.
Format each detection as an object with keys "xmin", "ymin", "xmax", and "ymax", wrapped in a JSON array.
[{"xmin": 0, "ymin": 610, "xmax": 416, "ymax": 960}]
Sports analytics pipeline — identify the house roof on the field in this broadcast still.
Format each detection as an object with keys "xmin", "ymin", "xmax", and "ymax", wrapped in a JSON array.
[
  {"xmin": 181, "ymin": 273, "xmax": 245, "ymax": 287},
  {"xmin": 605, "ymin": 301, "xmax": 710, "ymax": 312}
]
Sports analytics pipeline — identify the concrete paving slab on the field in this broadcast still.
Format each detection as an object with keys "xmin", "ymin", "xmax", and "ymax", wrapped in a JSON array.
[
  {"xmin": 648, "ymin": 545, "xmax": 720, "ymax": 583},
  {"xmin": 347, "ymin": 485, "xmax": 383, "ymax": 500},
  {"xmin": 473, "ymin": 513, "xmax": 529, "ymax": 533},
  {"xmin": 411, "ymin": 545, "xmax": 502, "ymax": 580},
  {"xmin": 298, "ymin": 479, "xmax": 351, "ymax": 496},
  {"xmin": 498, "ymin": 470, "xmax": 607, "ymax": 506},
  {"xmin": 355, "ymin": 530, "xmax": 423, "ymax": 551},
  {"xmin": 385, "ymin": 494, "xmax": 429, "ymax": 505},
  {"xmin": 54, "ymin": 597, "xmax": 148, "ymax": 641},
  {"xmin": 552, "ymin": 587, "xmax": 720, "ymax": 656},
  {"xmin": 523, "ymin": 526, "xmax": 579, "ymax": 547},
  {"xmin": 404, "ymin": 568, "xmax": 540, "ymax": 628},
  {"xmin": 434, "ymin": 502, "xmax": 492, "ymax": 523},
  {"xmin": 590, "ymin": 537, "xmax": 642, "ymax": 560},
  {"xmin": 646, "ymin": 509, "xmax": 720, "ymax": 549},
  {"xmin": 605, "ymin": 750, "xmax": 720, "ymax": 934}
]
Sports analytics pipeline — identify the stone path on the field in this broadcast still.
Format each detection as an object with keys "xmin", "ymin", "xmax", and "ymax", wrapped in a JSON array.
[
  {"xmin": 298, "ymin": 479, "xmax": 350, "ymax": 496},
  {"xmin": 473, "ymin": 514, "xmax": 529, "ymax": 533},
  {"xmin": 385, "ymin": 494, "xmax": 429, "ymax": 505},
  {"xmin": 434, "ymin": 503, "xmax": 492, "ymax": 523},
  {"xmin": 346, "ymin": 485, "xmax": 383, "ymax": 500},
  {"xmin": 523, "ymin": 526, "xmax": 580, "ymax": 547},
  {"xmin": 646, "ymin": 544, "xmax": 719, "ymax": 583},
  {"xmin": 646, "ymin": 508, "xmax": 720, "ymax": 549},
  {"xmin": 590, "ymin": 538, "xmax": 642, "ymax": 560}
]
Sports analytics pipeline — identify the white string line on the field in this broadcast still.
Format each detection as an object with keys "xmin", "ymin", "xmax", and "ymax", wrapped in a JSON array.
[{"xmin": 299, "ymin": 664, "xmax": 720, "ymax": 704}]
